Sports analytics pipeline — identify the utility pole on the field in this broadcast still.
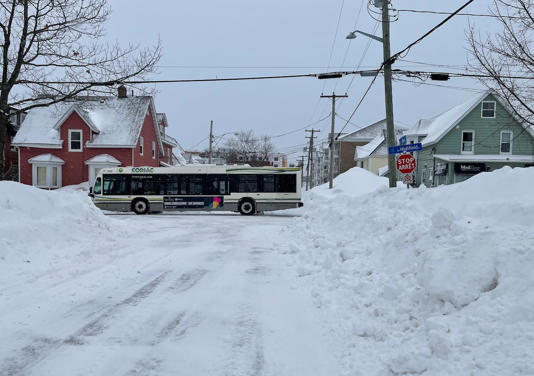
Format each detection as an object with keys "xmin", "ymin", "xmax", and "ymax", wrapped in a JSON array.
[
  {"xmin": 379, "ymin": 0, "xmax": 397, "ymax": 188},
  {"xmin": 298, "ymin": 155, "xmax": 305, "ymax": 188},
  {"xmin": 208, "ymin": 120, "xmax": 214, "ymax": 164},
  {"xmin": 305, "ymin": 129, "xmax": 320, "ymax": 189},
  {"xmin": 321, "ymin": 92, "xmax": 348, "ymax": 189}
]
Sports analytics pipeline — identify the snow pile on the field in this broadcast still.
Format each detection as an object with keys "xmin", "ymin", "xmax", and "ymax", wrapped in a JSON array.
[
  {"xmin": 286, "ymin": 167, "xmax": 534, "ymax": 375},
  {"xmin": 0, "ymin": 182, "xmax": 123, "ymax": 285}
]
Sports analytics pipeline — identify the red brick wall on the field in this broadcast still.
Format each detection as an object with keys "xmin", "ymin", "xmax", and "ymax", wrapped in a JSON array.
[
  {"xmin": 162, "ymin": 141, "xmax": 174, "ymax": 165},
  {"xmin": 134, "ymin": 107, "xmax": 160, "ymax": 167},
  {"xmin": 19, "ymin": 111, "xmax": 134, "ymax": 186},
  {"xmin": 19, "ymin": 106, "xmax": 161, "ymax": 187}
]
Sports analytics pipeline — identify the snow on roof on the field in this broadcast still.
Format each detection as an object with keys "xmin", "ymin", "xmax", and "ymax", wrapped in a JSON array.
[
  {"xmin": 378, "ymin": 165, "xmax": 389, "ymax": 176},
  {"xmin": 84, "ymin": 154, "xmax": 121, "ymax": 165},
  {"xmin": 28, "ymin": 153, "xmax": 64, "ymax": 164},
  {"xmin": 162, "ymin": 134, "xmax": 178, "ymax": 147},
  {"xmin": 13, "ymin": 96, "xmax": 152, "ymax": 147},
  {"xmin": 339, "ymin": 119, "xmax": 408, "ymax": 142},
  {"xmin": 355, "ymin": 135, "xmax": 385, "ymax": 160},
  {"xmin": 434, "ymin": 154, "xmax": 534, "ymax": 163},
  {"xmin": 339, "ymin": 119, "xmax": 386, "ymax": 142},
  {"xmin": 403, "ymin": 90, "xmax": 492, "ymax": 146}
]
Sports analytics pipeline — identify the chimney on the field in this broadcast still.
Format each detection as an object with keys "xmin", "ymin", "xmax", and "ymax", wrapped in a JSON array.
[{"xmin": 117, "ymin": 85, "xmax": 127, "ymax": 98}]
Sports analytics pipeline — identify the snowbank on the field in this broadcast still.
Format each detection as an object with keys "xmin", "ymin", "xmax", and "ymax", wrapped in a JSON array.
[
  {"xmin": 0, "ymin": 182, "xmax": 123, "ymax": 285},
  {"xmin": 286, "ymin": 167, "xmax": 534, "ymax": 375}
]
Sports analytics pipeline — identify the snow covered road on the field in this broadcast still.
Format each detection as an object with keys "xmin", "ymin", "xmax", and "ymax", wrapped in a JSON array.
[{"xmin": 0, "ymin": 212, "xmax": 339, "ymax": 376}]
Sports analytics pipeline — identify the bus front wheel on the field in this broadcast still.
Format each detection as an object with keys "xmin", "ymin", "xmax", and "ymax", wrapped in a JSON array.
[
  {"xmin": 238, "ymin": 199, "xmax": 256, "ymax": 216},
  {"xmin": 132, "ymin": 199, "xmax": 149, "ymax": 215}
]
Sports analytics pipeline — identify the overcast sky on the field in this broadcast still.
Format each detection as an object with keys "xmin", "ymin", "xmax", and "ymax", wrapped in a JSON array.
[{"xmin": 105, "ymin": 1, "xmax": 495, "ymax": 160}]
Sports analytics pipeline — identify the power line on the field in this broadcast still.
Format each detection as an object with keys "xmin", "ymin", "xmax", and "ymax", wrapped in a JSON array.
[
  {"xmin": 392, "ymin": 77, "xmax": 484, "ymax": 92},
  {"xmin": 395, "ymin": 8, "xmax": 519, "ymax": 19},
  {"xmin": 336, "ymin": 67, "xmax": 381, "ymax": 140},
  {"xmin": 389, "ymin": 0, "xmax": 476, "ymax": 63}
]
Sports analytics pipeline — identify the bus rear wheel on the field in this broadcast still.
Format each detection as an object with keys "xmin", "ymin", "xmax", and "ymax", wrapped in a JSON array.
[
  {"xmin": 238, "ymin": 199, "xmax": 256, "ymax": 216},
  {"xmin": 132, "ymin": 199, "xmax": 149, "ymax": 215}
]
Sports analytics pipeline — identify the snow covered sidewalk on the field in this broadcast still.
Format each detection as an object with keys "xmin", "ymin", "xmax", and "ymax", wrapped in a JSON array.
[
  {"xmin": 286, "ymin": 167, "xmax": 534, "ymax": 376},
  {"xmin": 0, "ymin": 184, "xmax": 339, "ymax": 376}
]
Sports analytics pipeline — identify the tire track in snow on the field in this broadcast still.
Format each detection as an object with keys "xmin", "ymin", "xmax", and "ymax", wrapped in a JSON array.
[
  {"xmin": 226, "ymin": 311, "xmax": 266, "ymax": 376},
  {"xmin": 0, "ymin": 271, "xmax": 170, "ymax": 376},
  {"xmin": 122, "ymin": 269, "xmax": 210, "ymax": 375}
]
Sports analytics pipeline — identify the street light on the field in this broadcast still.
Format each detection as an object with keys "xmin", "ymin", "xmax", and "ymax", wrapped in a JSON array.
[
  {"xmin": 345, "ymin": 30, "xmax": 383, "ymax": 43},
  {"xmin": 345, "ymin": 2, "xmax": 397, "ymax": 188}
]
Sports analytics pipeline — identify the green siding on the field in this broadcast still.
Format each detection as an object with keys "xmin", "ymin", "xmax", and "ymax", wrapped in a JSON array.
[
  {"xmin": 431, "ymin": 94, "xmax": 534, "ymax": 156},
  {"xmin": 414, "ymin": 93, "xmax": 534, "ymax": 187}
]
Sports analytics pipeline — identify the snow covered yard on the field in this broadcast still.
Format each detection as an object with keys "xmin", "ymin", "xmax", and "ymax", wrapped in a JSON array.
[
  {"xmin": 285, "ymin": 167, "xmax": 534, "ymax": 376},
  {"xmin": 1, "ymin": 166, "xmax": 534, "ymax": 376},
  {"xmin": 0, "ymin": 183, "xmax": 339, "ymax": 376}
]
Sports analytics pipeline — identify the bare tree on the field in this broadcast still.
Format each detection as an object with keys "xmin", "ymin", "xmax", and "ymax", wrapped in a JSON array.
[
  {"xmin": 468, "ymin": 0, "xmax": 534, "ymax": 129},
  {"xmin": 222, "ymin": 130, "xmax": 274, "ymax": 166},
  {"xmin": 0, "ymin": 0, "xmax": 161, "ymax": 176}
]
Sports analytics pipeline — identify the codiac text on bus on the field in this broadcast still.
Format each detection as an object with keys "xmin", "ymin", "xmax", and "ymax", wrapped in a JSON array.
[{"xmin": 131, "ymin": 167, "xmax": 154, "ymax": 173}]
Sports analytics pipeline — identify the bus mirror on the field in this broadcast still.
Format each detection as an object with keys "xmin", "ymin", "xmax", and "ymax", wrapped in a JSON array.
[{"xmin": 89, "ymin": 187, "xmax": 93, "ymax": 194}]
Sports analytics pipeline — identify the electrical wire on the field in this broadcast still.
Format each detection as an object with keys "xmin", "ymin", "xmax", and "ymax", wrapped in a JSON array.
[
  {"xmin": 392, "ymin": 77, "xmax": 484, "ymax": 92},
  {"xmin": 395, "ymin": 8, "xmax": 519, "ymax": 19},
  {"xmin": 335, "ymin": 66, "xmax": 382, "ymax": 140},
  {"xmin": 389, "ymin": 0, "xmax": 476, "ymax": 64}
]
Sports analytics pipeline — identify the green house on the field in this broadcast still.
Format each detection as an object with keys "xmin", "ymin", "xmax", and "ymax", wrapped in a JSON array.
[{"xmin": 402, "ymin": 90, "xmax": 534, "ymax": 187}]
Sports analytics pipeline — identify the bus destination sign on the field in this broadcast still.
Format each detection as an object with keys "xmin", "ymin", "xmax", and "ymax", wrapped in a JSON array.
[{"xmin": 163, "ymin": 196, "xmax": 224, "ymax": 210}]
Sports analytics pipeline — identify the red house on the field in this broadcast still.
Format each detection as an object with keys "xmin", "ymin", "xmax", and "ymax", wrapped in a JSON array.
[{"xmin": 12, "ymin": 87, "xmax": 174, "ymax": 188}]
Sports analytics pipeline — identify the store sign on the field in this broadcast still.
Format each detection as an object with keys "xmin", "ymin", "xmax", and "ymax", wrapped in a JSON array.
[
  {"xmin": 163, "ymin": 196, "xmax": 224, "ymax": 209},
  {"xmin": 434, "ymin": 163, "xmax": 448, "ymax": 176},
  {"xmin": 454, "ymin": 163, "xmax": 486, "ymax": 174}
]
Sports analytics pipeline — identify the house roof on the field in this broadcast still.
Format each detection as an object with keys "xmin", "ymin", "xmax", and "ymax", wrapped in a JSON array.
[
  {"xmin": 404, "ymin": 90, "xmax": 534, "ymax": 147},
  {"xmin": 84, "ymin": 154, "xmax": 121, "ymax": 165},
  {"xmin": 13, "ymin": 96, "xmax": 157, "ymax": 148},
  {"xmin": 28, "ymin": 153, "xmax": 65, "ymax": 164},
  {"xmin": 355, "ymin": 135, "xmax": 385, "ymax": 160},
  {"xmin": 434, "ymin": 154, "xmax": 534, "ymax": 163},
  {"xmin": 339, "ymin": 119, "xmax": 407, "ymax": 142}
]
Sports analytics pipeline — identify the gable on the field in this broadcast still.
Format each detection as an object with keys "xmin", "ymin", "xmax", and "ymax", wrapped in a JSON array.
[{"xmin": 434, "ymin": 93, "xmax": 534, "ymax": 155}]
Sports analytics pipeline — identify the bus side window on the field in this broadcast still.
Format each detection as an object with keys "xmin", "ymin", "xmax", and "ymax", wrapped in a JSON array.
[
  {"xmin": 238, "ymin": 174, "xmax": 258, "ymax": 193},
  {"xmin": 262, "ymin": 175, "xmax": 275, "ymax": 192},
  {"xmin": 188, "ymin": 175, "xmax": 203, "ymax": 195},
  {"xmin": 180, "ymin": 176, "xmax": 188, "ymax": 195},
  {"xmin": 277, "ymin": 175, "xmax": 297, "ymax": 193},
  {"xmin": 166, "ymin": 175, "xmax": 179, "ymax": 195},
  {"xmin": 94, "ymin": 177, "xmax": 102, "ymax": 194}
]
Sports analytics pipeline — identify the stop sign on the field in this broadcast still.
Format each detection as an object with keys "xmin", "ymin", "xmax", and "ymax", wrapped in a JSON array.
[{"xmin": 396, "ymin": 154, "xmax": 416, "ymax": 174}]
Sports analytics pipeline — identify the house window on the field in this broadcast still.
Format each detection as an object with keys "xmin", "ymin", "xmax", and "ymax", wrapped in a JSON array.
[
  {"xmin": 152, "ymin": 141, "xmax": 156, "ymax": 159},
  {"xmin": 481, "ymin": 101, "xmax": 496, "ymax": 118},
  {"xmin": 37, "ymin": 166, "xmax": 46, "ymax": 186},
  {"xmin": 500, "ymin": 131, "xmax": 512, "ymax": 154},
  {"xmin": 139, "ymin": 136, "xmax": 144, "ymax": 155},
  {"xmin": 68, "ymin": 130, "xmax": 82, "ymax": 151},
  {"xmin": 461, "ymin": 131, "xmax": 475, "ymax": 154},
  {"xmin": 33, "ymin": 165, "xmax": 61, "ymax": 188}
]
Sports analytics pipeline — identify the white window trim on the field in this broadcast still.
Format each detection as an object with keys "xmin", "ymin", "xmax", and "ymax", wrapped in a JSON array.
[
  {"xmin": 461, "ymin": 130, "xmax": 475, "ymax": 155},
  {"xmin": 152, "ymin": 141, "xmax": 156, "ymax": 159},
  {"xmin": 500, "ymin": 130, "xmax": 513, "ymax": 155},
  {"xmin": 481, "ymin": 101, "xmax": 496, "ymax": 119},
  {"xmin": 31, "ymin": 163, "xmax": 62, "ymax": 188},
  {"xmin": 139, "ymin": 136, "xmax": 144, "ymax": 156},
  {"xmin": 68, "ymin": 129, "xmax": 83, "ymax": 152}
]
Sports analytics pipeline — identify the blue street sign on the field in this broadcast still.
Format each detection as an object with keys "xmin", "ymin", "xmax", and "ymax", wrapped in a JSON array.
[
  {"xmin": 399, "ymin": 135, "xmax": 407, "ymax": 145},
  {"xmin": 388, "ymin": 143, "xmax": 423, "ymax": 155}
]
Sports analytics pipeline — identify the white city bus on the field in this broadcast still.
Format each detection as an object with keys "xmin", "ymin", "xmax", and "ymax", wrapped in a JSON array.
[{"xmin": 89, "ymin": 165, "xmax": 303, "ymax": 215}]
